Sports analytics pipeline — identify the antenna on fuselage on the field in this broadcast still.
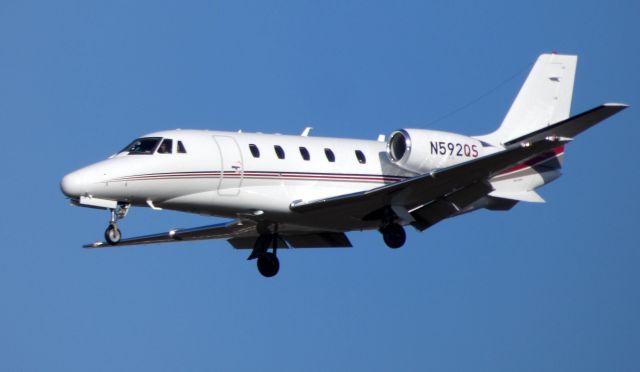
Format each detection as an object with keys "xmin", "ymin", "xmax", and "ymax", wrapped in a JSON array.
[
  {"xmin": 301, "ymin": 127, "xmax": 313, "ymax": 136},
  {"xmin": 377, "ymin": 134, "xmax": 386, "ymax": 142}
]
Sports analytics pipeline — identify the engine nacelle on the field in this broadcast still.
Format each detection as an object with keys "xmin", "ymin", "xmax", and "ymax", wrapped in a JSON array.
[{"xmin": 386, "ymin": 129, "xmax": 484, "ymax": 173}]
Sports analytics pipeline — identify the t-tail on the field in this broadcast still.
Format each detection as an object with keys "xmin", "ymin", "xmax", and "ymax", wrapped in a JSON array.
[{"xmin": 476, "ymin": 53, "xmax": 627, "ymax": 205}]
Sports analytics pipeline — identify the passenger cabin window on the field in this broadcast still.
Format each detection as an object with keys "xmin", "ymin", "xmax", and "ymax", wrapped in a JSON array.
[
  {"xmin": 355, "ymin": 150, "xmax": 366, "ymax": 164},
  {"xmin": 249, "ymin": 144, "xmax": 260, "ymax": 158},
  {"xmin": 324, "ymin": 148, "xmax": 335, "ymax": 162},
  {"xmin": 120, "ymin": 137, "xmax": 162, "ymax": 155},
  {"xmin": 157, "ymin": 139, "xmax": 173, "ymax": 154},
  {"xmin": 299, "ymin": 147, "xmax": 310, "ymax": 161},
  {"xmin": 177, "ymin": 141, "xmax": 187, "ymax": 153},
  {"xmin": 274, "ymin": 145, "xmax": 285, "ymax": 159}
]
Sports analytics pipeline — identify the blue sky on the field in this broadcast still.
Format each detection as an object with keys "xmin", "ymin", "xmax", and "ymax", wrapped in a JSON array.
[{"xmin": 1, "ymin": 0, "xmax": 638, "ymax": 371}]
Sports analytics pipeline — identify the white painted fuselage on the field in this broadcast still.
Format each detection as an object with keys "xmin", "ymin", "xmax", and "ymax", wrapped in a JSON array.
[{"xmin": 61, "ymin": 130, "xmax": 416, "ymax": 233}]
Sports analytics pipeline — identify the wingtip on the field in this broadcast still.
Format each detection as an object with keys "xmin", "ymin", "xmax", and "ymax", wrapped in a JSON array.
[
  {"xmin": 543, "ymin": 136, "xmax": 573, "ymax": 144},
  {"xmin": 518, "ymin": 136, "xmax": 571, "ymax": 149},
  {"xmin": 604, "ymin": 102, "xmax": 629, "ymax": 108}
]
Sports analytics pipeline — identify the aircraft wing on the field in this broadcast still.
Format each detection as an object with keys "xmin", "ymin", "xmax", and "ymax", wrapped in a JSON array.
[
  {"xmin": 84, "ymin": 220, "xmax": 258, "ymax": 248},
  {"xmin": 84, "ymin": 220, "xmax": 352, "ymax": 249},
  {"xmin": 290, "ymin": 138, "xmax": 570, "ymax": 225}
]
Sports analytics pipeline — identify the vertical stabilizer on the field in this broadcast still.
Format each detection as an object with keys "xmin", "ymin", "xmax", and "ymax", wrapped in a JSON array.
[{"xmin": 479, "ymin": 53, "xmax": 577, "ymax": 145}]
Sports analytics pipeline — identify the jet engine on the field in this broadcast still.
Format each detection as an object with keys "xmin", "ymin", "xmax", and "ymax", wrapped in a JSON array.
[{"xmin": 386, "ymin": 129, "xmax": 484, "ymax": 173}]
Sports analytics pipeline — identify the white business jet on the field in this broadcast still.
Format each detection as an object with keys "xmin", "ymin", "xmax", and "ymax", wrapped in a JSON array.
[{"xmin": 61, "ymin": 54, "xmax": 627, "ymax": 277}]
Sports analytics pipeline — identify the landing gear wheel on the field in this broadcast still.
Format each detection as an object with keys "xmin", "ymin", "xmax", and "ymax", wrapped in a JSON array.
[
  {"xmin": 381, "ymin": 223, "xmax": 406, "ymax": 249},
  {"xmin": 257, "ymin": 252, "xmax": 280, "ymax": 278},
  {"xmin": 105, "ymin": 224, "xmax": 121, "ymax": 245}
]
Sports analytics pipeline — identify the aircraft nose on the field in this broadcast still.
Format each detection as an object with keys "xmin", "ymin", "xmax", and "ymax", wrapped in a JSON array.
[{"xmin": 60, "ymin": 170, "xmax": 87, "ymax": 198}]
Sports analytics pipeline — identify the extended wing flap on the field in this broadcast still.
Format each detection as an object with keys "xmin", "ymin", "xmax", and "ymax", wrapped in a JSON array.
[
  {"xmin": 228, "ymin": 232, "xmax": 352, "ymax": 249},
  {"xmin": 410, "ymin": 180, "xmax": 494, "ymax": 231},
  {"xmin": 284, "ymin": 232, "xmax": 352, "ymax": 248}
]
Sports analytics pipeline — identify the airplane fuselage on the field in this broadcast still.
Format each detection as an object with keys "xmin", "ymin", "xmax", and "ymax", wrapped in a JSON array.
[{"xmin": 62, "ymin": 129, "xmax": 417, "ymax": 233}]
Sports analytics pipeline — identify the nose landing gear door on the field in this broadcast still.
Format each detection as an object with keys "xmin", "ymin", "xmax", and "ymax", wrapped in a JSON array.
[{"xmin": 212, "ymin": 136, "xmax": 243, "ymax": 196}]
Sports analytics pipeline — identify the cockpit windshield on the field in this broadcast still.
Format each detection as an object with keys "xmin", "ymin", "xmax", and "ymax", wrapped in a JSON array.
[{"xmin": 119, "ymin": 137, "xmax": 162, "ymax": 155}]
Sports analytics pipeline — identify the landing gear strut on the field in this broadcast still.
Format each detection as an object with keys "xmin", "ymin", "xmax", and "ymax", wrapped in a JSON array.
[
  {"xmin": 248, "ymin": 232, "xmax": 282, "ymax": 278},
  {"xmin": 104, "ymin": 204, "xmax": 129, "ymax": 245},
  {"xmin": 380, "ymin": 223, "xmax": 406, "ymax": 249}
]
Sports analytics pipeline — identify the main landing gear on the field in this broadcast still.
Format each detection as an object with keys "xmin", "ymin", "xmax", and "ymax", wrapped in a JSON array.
[
  {"xmin": 257, "ymin": 252, "xmax": 279, "ymax": 278},
  {"xmin": 380, "ymin": 222, "xmax": 406, "ymax": 249},
  {"xmin": 104, "ymin": 204, "xmax": 129, "ymax": 245},
  {"xmin": 248, "ymin": 233, "xmax": 283, "ymax": 278}
]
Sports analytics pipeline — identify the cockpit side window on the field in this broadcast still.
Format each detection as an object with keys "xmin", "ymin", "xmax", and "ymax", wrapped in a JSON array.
[
  {"xmin": 177, "ymin": 141, "xmax": 187, "ymax": 153},
  {"xmin": 157, "ymin": 139, "xmax": 173, "ymax": 154},
  {"xmin": 120, "ymin": 137, "xmax": 162, "ymax": 155}
]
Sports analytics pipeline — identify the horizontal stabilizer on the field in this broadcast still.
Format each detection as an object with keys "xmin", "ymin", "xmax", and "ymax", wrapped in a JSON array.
[
  {"xmin": 505, "ymin": 103, "xmax": 628, "ymax": 145},
  {"xmin": 489, "ymin": 190, "xmax": 545, "ymax": 203}
]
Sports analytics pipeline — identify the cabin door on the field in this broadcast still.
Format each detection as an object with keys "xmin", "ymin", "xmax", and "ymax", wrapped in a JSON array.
[{"xmin": 213, "ymin": 136, "xmax": 243, "ymax": 196}]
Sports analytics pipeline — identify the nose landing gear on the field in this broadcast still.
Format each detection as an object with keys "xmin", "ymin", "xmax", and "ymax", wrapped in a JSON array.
[
  {"xmin": 104, "ymin": 204, "xmax": 129, "ymax": 245},
  {"xmin": 105, "ymin": 223, "xmax": 121, "ymax": 245}
]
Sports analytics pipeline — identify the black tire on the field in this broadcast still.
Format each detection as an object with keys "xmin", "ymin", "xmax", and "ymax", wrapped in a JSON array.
[
  {"xmin": 257, "ymin": 252, "xmax": 280, "ymax": 277},
  {"xmin": 105, "ymin": 224, "xmax": 121, "ymax": 245},
  {"xmin": 382, "ymin": 223, "xmax": 406, "ymax": 249}
]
